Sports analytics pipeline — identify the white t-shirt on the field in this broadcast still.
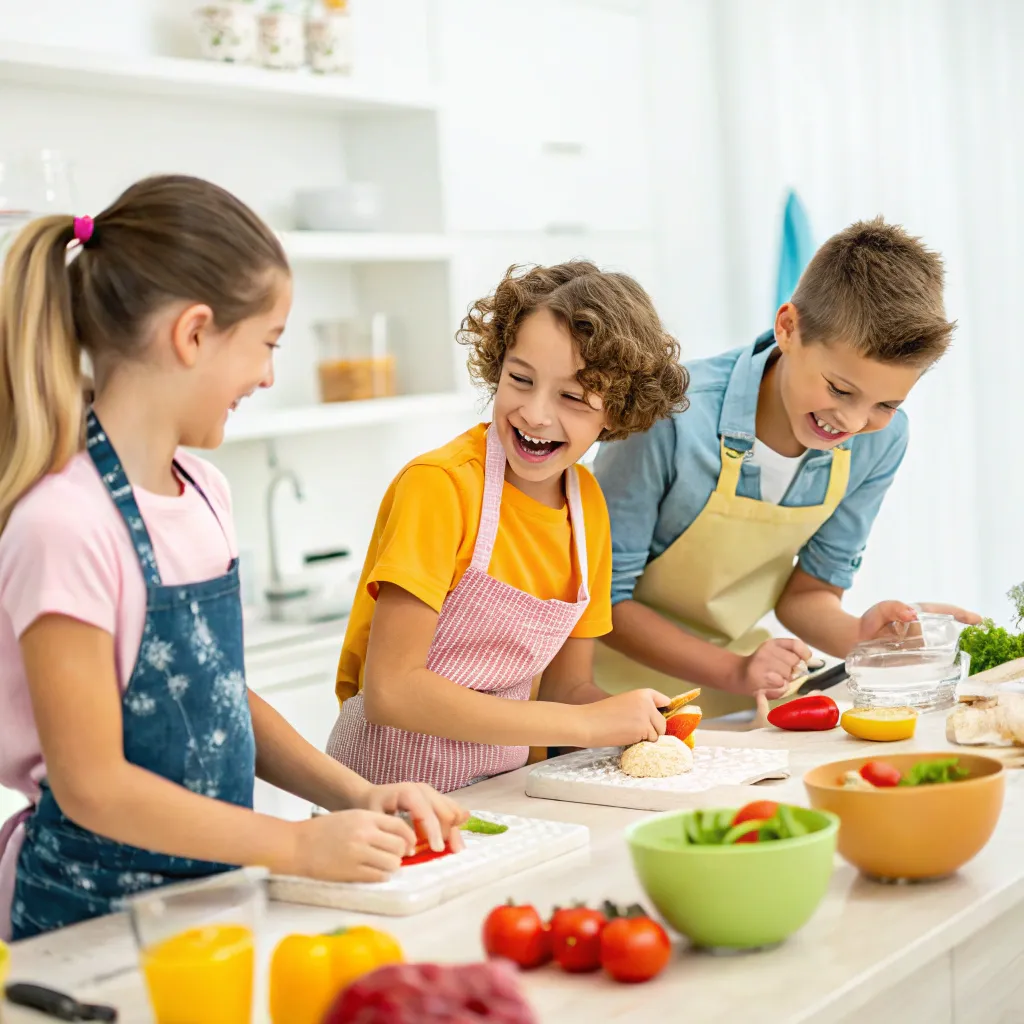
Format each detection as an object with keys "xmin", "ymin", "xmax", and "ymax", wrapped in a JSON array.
[{"xmin": 751, "ymin": 439, "xmax": 804, "ymax": 504}]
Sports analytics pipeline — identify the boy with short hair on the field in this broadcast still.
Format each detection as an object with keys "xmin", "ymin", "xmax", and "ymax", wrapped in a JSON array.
[{"xmin": 593, "ymin": 217, "xmax": 980, "ymax": 718}]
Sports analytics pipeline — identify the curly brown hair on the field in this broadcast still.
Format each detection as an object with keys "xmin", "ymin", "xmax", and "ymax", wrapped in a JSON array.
[{"xmin": 458, "ymin": 261, "xmax": 687, "ymax": 441}]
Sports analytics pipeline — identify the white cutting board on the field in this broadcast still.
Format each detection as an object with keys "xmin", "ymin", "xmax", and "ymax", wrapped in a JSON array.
[
  {"xmin": 268, "ymin": 811, "xmax": 588, "ymax": 916},
  {"xmin": 525, "ymin": 745, "xmax": 790, "ymax": 811}
]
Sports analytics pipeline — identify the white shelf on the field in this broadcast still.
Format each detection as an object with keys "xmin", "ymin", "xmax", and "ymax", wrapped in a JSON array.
[
  {"xmin": 0, "ymin": 42, "xmax": 438, "ymax": 114},
  {"xmin": 223, "ymin": 391, "xmax": 481, "ymax": 443},
  {"xmin": 278, "ymin": 232, "xmax": 453, "ymax": 263}
]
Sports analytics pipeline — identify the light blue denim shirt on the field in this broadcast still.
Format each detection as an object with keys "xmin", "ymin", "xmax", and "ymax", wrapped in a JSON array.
[{"xmin": 594, "ymin": 332, "xmax": 909, "ymax": 606}]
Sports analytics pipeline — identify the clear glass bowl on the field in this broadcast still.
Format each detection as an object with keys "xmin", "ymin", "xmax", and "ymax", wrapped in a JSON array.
[{"xmin": 846, "ymin": 614, "xmax": 968, "ymax": 712}]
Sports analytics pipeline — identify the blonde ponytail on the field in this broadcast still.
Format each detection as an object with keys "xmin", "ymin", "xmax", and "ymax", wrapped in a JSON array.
[{"xmin": 0, "ymin": 215, "xmax": 83, "ymax": 532}]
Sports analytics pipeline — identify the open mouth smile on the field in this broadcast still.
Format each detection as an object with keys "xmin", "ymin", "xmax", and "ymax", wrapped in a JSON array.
[
  {"xmin": 511, "ymin": 425, "xmax": 567, "ymax": 464},
  {"xmin": 807, "ymin": 413, "xmax": 850, "ymax": 442}
]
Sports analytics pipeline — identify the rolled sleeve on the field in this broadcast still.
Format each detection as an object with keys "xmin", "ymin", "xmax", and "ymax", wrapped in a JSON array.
[
  {"xmin": 798, "ymin": 412, "xmax": 910, "ymax": 590},
  {"xmin": 593, "ymin": 417, "xmax": 678, "ymax": 606}
]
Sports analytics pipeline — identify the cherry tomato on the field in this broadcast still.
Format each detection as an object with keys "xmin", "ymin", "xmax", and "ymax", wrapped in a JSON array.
[
  {"xmin": 600, "ymin": 916, "xmax": 672, "ymax": 983},
  {"xmin": 860, "ymin": 760, "xmax": 902, "ymax": 787},
  {"xmin": 482, "ymin": 902, "xmax": 551, "ymax": 969},
  {"xmin": 550, "ymin": 906, "xmax": 607, "ymax": 973},
  {"xmin": 730, "ymin": 800, "xmax": 779, "ymax": 843}
]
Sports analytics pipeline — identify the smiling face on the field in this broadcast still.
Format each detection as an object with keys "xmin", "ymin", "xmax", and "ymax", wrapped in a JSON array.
[
  {"xmin": 491, "ymin": 307, "xmax": 608, "ymax": 504},
  {"xmin": 182, "ymin": 273, "xmax": 292, "ymax": 448},
  {"xmin": 773, "ymin": 304, "xmax": 924, "ymax": 452}
]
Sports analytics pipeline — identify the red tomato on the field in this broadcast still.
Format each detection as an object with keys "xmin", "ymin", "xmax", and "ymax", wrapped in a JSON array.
[
  {"xmin": 859, "ymin": 760, "xmax": 902, "ymax": 787},
  {"xmin": 482, "ymin": 903, "xmax": 551, "ymax": 970},
  {"xmin": 732, "ymin": 800, "xmax": 779, "ymax": 825},
  {"xmin": 730, "ymin": 800, "xmax": 780, "ymax": 844},
  {"xmin": 550, "ymin": 906, "xmax": 607, "ymax": 973},
  {"xmin": 600, "ymin": 916, "xmax": 672, "ymax": 983}
]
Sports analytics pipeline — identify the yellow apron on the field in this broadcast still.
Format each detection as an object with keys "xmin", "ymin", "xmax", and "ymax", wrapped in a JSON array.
[{"xmin": 595, "ymin": 438, "xmax": 851, "ymax": 718}]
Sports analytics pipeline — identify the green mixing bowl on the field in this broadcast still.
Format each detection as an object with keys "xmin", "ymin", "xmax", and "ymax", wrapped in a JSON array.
[{"xmin": 625, "ymin": 806, "xmax": 839, "ymax": 951}]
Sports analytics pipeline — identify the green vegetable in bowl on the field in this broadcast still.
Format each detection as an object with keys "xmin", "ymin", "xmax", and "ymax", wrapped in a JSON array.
[
  {"xmin": 959, "ymin": 583, "xmax": 1024, "ymax": 675},
  {"xmin": 682, "ymin": 802, "xmax": 813, "ymax": 846},
  {"xmin": 899, "ymin": 758, "xmax": 969, "ymax": 787}
]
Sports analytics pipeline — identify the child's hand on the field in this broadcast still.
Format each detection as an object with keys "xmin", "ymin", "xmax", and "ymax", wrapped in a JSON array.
[
  {"xmin": 580, "ymin": 689, "xmax": 670, "ymax": 747},
  {"xmin": 292, "ymin": 809, "xmax": 416, "ymax": 884},
  {"xmin": 361, "ymin": 781, "xmax": 470, "ymax": 853},
  {"xmin": 858, "ymin": 601, "xmax": 982, "ymax": 644},
  {"xmin": 729, "ymin": 638, "xmax": 812, "ymax": 700}
]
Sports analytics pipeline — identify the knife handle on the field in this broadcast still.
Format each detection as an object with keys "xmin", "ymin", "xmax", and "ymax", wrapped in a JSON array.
[{"xmin": 4, "ymin": 983, "xmax": 118, "ymax": 1022}]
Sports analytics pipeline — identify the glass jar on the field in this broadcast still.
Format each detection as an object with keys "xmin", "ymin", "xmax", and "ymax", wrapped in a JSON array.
[
  {"xmin": 314, "ymin": 314, "xmax": 396, "ymax": 404},
  {"xmin": 846, "ymin": 613, "xmax": 968, "ymax": 712}
]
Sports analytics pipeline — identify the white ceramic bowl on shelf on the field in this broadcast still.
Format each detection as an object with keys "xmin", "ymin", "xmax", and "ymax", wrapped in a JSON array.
[{"xmin": 294, "ymin": 184, "xmax": 383, "ymax": 231}]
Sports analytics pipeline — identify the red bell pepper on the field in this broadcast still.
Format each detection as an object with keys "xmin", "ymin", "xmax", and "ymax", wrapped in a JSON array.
[{"xmin": 767, "ymin": 694, "xmax": 839, "ymax": 731}]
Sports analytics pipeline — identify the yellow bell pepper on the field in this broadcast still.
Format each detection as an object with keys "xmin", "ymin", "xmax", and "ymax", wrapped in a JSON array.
[{"xmin": 269, "ymin": 927, "xmax": 404, "ymax": 1024}]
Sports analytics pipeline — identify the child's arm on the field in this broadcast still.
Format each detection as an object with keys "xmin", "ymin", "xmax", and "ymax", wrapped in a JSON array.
[
  {"xmin": 537, "ymin": 637, "xmax": 610, "ymax": 705},
  {"xmin": 776, "ymin": 569, "xmax": 981, "ymax": 658},
  {"xmin": 363, "ymin": 583, "xmax": 669, "ymax": 747},
  {"xmin": 249, "ymin": 691, "xmax": 466, "ymax": 849},
  {"xmin": 605, "ymin": 601, "xmax": 810, "ymax": 699},
  {"xmin": 22, "ymin": 615, "xmax": 419, "ymax": 882}
]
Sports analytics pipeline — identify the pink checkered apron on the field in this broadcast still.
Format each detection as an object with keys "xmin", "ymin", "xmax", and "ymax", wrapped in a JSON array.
[{"xmin": 327, "ymin": 424, "xmax": 590, "ymax": 793}]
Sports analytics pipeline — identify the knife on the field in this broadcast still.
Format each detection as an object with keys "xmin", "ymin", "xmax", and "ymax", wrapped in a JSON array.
[
  {"xmin": 794, "ymin": 662, "xmax": 848, "ymax": 696},
  {"xmin": 4, "ymin": 983, "xmax": 118, "ymax": 1022}
]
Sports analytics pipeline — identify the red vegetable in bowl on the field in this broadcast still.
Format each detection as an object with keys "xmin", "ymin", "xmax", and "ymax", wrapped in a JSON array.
[
  {"xmin": 859, "ymin": 761, "xmax": 902, "ymax": 787},
  {"xmin": 767, "ymin": 694, "xmax": 839, "ymax": 732},
  {"xmin": 730, "ymin": 800, "xmax": 780, "ymax": 843}
]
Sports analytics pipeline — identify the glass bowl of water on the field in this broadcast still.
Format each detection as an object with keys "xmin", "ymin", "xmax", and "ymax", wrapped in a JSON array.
[{"xmin": 846, "ymin": 614, "xmax": 968, "ymax": 712}]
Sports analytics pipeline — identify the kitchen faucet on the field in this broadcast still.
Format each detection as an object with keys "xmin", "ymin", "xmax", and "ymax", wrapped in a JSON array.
[{"xmin": 265, "ymin": 466, "xmax": 305, "ymax": 591}]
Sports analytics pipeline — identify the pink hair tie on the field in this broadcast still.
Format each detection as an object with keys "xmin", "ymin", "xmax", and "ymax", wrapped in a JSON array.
[{"xmin": 72, "ymin": 216, "xmax": 95, "ymax": 246}]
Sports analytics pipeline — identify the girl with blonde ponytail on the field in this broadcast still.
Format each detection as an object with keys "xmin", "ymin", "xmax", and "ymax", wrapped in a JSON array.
[{"xmin": 0, "ymin": 176, "xmax": 464, "ymax": 941}]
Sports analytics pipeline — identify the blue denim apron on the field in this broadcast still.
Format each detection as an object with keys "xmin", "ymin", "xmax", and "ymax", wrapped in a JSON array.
[{"xmin": 10, "ymin": 412, "xmax": 255, "ymax": 940}]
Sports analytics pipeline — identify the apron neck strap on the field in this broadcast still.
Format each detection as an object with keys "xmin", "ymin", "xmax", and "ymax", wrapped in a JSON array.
[
  {"xmin": 86, "ymin": 410, "xmax": 163, "ymax": 587},
  {"xmin": 716, "ymin": 438, "xmax": 747, "ymax": 498}
]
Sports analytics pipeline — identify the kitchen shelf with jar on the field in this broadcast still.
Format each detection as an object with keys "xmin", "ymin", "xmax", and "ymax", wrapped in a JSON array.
[
  {"xmin": 222, "ymin": 390, "xmax": 480, "ymax": 444},
  {"xmin": 278, "ymin": 231, "xmax": 453, "ymax": 263},
  {"xmin": 0, "ymin": 41, "xmax": 438, "ymax": 114}
]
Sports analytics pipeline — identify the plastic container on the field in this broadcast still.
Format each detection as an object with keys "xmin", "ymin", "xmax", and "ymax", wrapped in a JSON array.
[
  {"xmin": 846, "ymin": 613, "xmax": 967, "ymax": 712},
  {"xmin": 315, "ymin": 314, "xmax": 396, "ymax": 404},
  {"xmin": 127, "ymin": 868, "xmax": 267, "ymax": 1024}
]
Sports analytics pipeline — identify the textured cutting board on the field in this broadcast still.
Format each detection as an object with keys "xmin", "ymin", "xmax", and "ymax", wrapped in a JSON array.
[
  {"xmin": 525, "ymin": 745, "xmax": 790, "ymax": 811},
  {"xmin": 269, "ymin": 811, "xmax": 588, "ymax": 916}
]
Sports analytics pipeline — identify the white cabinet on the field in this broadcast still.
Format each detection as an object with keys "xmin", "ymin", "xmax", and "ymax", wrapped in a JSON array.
[{"xmin": 439, "ymin": 0, "xmax": 651, "ymax": 233}]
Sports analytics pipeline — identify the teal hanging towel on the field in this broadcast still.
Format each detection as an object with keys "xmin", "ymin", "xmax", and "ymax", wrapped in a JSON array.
[{"xmin": 775, "ymin": 189, "xmax": 814, "ymax": 312}]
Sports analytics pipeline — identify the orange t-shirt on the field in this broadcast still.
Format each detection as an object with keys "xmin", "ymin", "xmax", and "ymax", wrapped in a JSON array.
[{"xmin": 336, "ymin": 424, "xmax": 613, "ymax": 704}]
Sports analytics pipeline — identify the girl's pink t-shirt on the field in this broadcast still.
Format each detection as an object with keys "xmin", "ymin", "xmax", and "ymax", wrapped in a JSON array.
[{"xmin": 0, "ymin": 449, "xmax": 237, "ymax": 936}]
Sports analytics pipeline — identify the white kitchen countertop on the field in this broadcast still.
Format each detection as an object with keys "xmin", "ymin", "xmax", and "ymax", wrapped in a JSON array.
[{"xmin": 5, "ymin": 691, "xmax": 1024, "ymax": 1023}]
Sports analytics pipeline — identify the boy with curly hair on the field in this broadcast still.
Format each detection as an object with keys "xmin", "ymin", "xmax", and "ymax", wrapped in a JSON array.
[{"xmin": 327, "ymin": 261, "xmax": 687, "ymax": 792}]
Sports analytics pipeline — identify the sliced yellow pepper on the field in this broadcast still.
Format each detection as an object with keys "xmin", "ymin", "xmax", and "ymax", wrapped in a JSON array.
[{"xmin": 840, "ymin": 706, "xmax": 917, "ymax": 742}]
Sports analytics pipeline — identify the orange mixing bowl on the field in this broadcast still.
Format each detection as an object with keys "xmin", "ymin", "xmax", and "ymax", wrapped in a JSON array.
[{"xmin": 803, "ymin": 751, "xmax": 1004, "ymax": 881}]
